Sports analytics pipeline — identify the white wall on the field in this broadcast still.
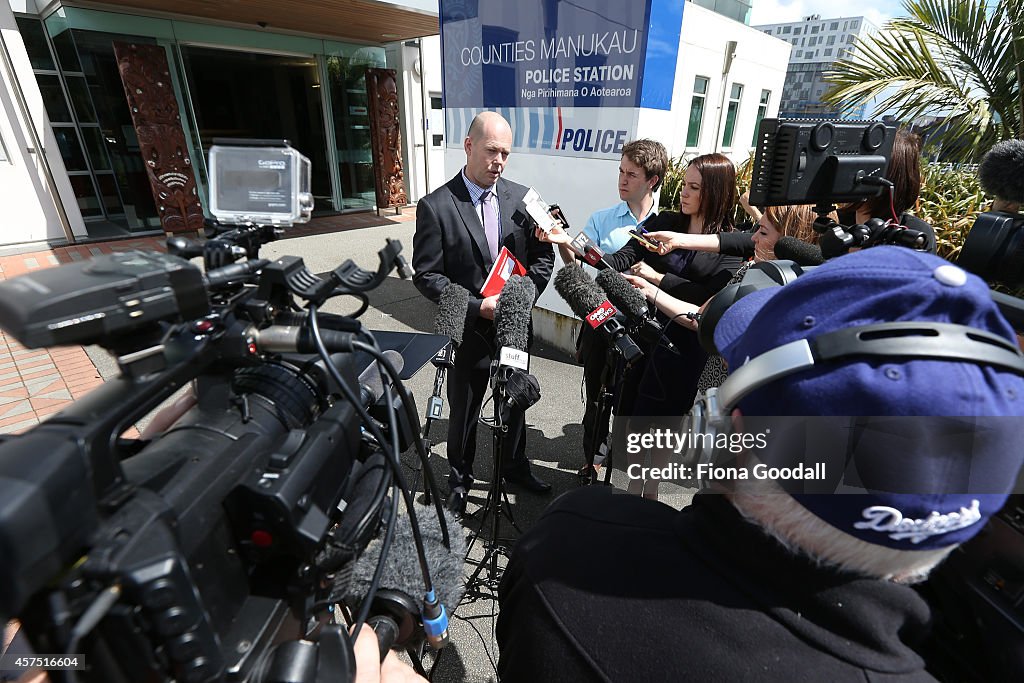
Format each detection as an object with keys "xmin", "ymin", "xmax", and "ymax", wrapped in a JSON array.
[
  {"xmin": 388, "ymin": 33, "xmax": 445, "ymax": 205},
  {"xmin": 639, "ymin": 3, "xmax": 790, "ymax": 164},
  {"xmin": 1, "ymin": 1, "xmax": 85, "ymax": 248}
]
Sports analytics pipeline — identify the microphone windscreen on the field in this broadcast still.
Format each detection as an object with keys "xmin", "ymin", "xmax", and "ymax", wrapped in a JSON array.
[
  {"xmin": 553, "ymin": 263, "xmax": 606, "ymax": 320},
  {"xmin": 358, "ymin": 350, "xmax": 405, "ymax": 406},
  {"xmin": 774, "ymin": 237, "xmax": 824, "ymax": 266},
  {"xmin": 346, "ymin": 503, "xmax": 466, "ymax": 614},
  {"xmin": 595, "ymin": 268, "xmax": 648, "ymax": 320},
  {"xmin": 434, "ymin": 283, "xmax": 470, "ymax": 347},
  {"xmin": 494, "ymin": 275, "xmax": 535, "ymax": 352},
  {"xmin": 979, "ymin": 140, "xmax": 1024, "ymax": 204}
]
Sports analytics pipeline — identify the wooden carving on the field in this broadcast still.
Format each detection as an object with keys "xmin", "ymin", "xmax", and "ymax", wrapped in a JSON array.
[
  {"xmin": 114, "ymin": 42, "xmax": 204, "ymax": 233},
  {"xmin": 365, "ymin": 68, "xmax": 407, "ymax": 209}
]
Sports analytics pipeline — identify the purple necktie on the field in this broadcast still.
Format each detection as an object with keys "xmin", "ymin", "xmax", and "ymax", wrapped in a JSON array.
[{"xmin": 481, "ymin": 189, "xmax": 500, "ymax": 261}]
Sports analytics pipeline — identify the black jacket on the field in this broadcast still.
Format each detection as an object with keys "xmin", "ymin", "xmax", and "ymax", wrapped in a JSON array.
[
  {"xmin": 412, "ymin": 173, "xmax": 554, "ymax": 320},
  {"xmin": 498, "ymin": 488, "xmax": 938, "ymax": 682}
]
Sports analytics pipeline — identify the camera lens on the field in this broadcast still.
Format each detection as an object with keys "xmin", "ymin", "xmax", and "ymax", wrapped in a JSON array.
[{"xmin": 958, "ymin": 212, "xmax": 1024, "ymax": 289}]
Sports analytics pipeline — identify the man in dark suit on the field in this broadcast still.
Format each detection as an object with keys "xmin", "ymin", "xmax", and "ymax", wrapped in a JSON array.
[{"xmin": 412, "ymin": 111, "xmax": 554, "ymax": 512}]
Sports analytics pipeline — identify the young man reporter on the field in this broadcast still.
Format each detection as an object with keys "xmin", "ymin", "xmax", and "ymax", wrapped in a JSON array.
[
  {"xmin": 412, "ymin": 111, "xmax": 555, "ymax": 514},
  {"xmin": 547, "ymin": 139, "xmax": 669, "ymax": 480},
  {"xmin": 497, "ymin": 247, "xmax": 1024, "ymax": 681}
]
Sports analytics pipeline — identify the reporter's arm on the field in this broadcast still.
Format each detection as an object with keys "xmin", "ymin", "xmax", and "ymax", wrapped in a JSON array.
[{"xmin": 622, "ymin": 274, "xmax": 699, "ymax": 330}]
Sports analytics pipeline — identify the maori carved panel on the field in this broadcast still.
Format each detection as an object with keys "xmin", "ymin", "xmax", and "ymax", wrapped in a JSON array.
[
  {"xmin": 113, "ymin": 42, "xmax": 204, "ymax": 233},
  {"xmin": 365, "ymin": 68, "xmax": 407, "ymax": 208}
]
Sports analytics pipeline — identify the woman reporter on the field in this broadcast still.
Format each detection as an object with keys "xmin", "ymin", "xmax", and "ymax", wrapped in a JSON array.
[
  {"xmin": 539, "ymin": 153, "xmax": 743, "ymax": 499},
  {"xmin": 624, "ymin": 203, "xmax": 820, "ymax": 330}
]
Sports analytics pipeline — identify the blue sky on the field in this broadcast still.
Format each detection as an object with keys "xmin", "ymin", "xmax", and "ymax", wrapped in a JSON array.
[{"xmin": 749, "ymin": 0, "xmax": 897, "ymax": 29}]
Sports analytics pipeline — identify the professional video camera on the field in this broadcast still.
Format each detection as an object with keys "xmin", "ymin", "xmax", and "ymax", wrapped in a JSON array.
[
  {"xmin": 0, "ymin": 141, "xmax": 461, "ymax": 683},
  {"xmin": 749, "ymin": 118, "xmax": 928, "ymax": 258}
]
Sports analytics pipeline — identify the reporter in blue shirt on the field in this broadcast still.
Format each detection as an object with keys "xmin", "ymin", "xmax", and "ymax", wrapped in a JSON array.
[{"xmin": 550, "ymin": 139, "xmax": 669, "ymax": 482}]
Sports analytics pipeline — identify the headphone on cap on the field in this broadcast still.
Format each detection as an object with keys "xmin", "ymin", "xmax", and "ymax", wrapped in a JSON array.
[{"xmin": 681, "ymin": 320, "xmax": 1024, "ymax": 469}]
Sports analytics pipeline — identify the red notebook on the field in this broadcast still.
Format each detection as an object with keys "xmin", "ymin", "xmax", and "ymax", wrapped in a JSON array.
[{"xmin": 481, "ymin": 246, "xmax": 527, "ymax": 297}]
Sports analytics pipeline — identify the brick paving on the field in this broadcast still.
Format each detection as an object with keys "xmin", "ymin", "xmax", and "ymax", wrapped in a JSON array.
[{"xmin": 0, "ymin": 209, "xmax": 415, "ymax": 435}]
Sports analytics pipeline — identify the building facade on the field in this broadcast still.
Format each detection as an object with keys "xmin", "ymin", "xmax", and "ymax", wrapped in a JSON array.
[
  {"xmin": 0, "ymin": 0, "xmax": 440, "ymax": 250},
  {"xmin": 753, "ymin": 14, "xmax": 877, "ymax": 119}
]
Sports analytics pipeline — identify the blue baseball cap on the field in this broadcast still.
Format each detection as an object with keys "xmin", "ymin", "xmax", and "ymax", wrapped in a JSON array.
[{"xmin": 712, "ymin": 247, "xmax": 1024, "ymax": 550}]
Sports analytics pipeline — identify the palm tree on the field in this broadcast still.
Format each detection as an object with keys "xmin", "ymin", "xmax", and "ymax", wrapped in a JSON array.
[{"xmin": 823, "ymin": 0, "xmax": 1024, "ymax": 162}]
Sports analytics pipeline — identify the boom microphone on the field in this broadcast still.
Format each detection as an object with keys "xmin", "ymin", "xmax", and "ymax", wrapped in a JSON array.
[
  {"xmin": 358, "ymin": 350, "xmax": 405, "ymax": 408},
  {"xmin": 343, "ymin": 503, "xmax": 466, "ymax": 651},
  {"xmin": 594, "ymin": 268, "xmax": 668, "ymax": 348},
  {"xmin": 774, "ymin": 236, "xmax": 825, "ymax": 266},
  {"xmin": 554, "ymin": 264, "xmax": 642, "ymax": 363},
  {"xmin": 979, "ymin": 139, "xmax": 1024, "ymax": 204}
]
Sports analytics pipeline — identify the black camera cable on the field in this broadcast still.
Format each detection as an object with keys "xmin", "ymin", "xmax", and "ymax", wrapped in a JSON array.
[
  {"xmin": 307, "ymin": 307, "xmax": 449, "ymax": 650},
  {"xmin": 351, "ymin": 336, "xmax": 450, "ymax": 548}
]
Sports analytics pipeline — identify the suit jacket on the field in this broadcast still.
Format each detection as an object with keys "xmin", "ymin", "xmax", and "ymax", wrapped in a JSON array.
[{"xmin": 412, "ymin": 173, "xmax": 554, "ymax": 321}]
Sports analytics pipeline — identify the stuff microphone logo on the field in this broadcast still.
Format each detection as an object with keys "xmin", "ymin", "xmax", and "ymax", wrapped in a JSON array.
[{"xmin": 586, "ymin": 300, "xmax": 616, "ymax": 328}]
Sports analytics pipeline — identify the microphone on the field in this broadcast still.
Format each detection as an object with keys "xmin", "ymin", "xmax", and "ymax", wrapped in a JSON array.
[
  {"xmin": 494, "ymin": 274, "xmax": 535, "ymax": 371},
  {"xmin": 358, "ymin": 350, "xmax": 405, "ymax": 408},
  {"xmin": 433, "ymin": 284, "xmax": 470, "ymax": 362},
  {"xmin": 343, "ymin": 502, "xmax": 466, "ymax": 652},
  {"xmin": 594, "ymin": 268, "xmax": 669, "ymax": 349},
  {"xmin": 554, "ymin": 264, "xmax": 642, "ymax": 364},
  {"xmin": 424, "ymin": 283, "xmax": 470, "ymax": 423},
  {"xmin": 773, "ymin": 236, "xmax": 825, "ymax": 266},
  {"xmin": 979, "ymin": 139, "xmax": 1024, "ymax": 204}
]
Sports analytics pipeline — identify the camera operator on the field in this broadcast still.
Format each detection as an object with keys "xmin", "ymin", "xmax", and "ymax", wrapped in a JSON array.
[
  {"xmin": 496, "ymin": 247, "xmax": 1024, "ymax": 681},
  {"xmin": 412, "ymin": 111, "xmax": 555, "ymax": 513},
  {"xmin": 837, "ymin": 129, "xmax": 936, "ymax": 253}
]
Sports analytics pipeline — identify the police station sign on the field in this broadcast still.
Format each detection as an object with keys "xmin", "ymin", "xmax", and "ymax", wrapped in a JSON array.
[{"xmin": 440, "ymin": 0, "xmax": 683, "ymax": 159}]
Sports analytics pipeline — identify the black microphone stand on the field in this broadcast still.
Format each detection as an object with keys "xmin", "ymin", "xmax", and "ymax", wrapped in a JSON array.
[
  {"xmin": 582, "ymin": 341, "xmax": 631, "ymax": 486},
  {"xmin": 463, "ymin": 369, "xmax": 522, "ymax": 592},
  {"xmin": 413, "ymin": 343, "xmax": 454, "ymax": 505}
]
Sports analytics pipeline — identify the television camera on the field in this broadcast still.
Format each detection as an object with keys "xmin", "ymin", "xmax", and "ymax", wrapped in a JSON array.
[
  {"xmin": 749, "ymin": 118, "xmax": 928, "ymax": 257},
  {"xmin": 0, "ymin": 142, "xmax": 459, "ymax": 683}
]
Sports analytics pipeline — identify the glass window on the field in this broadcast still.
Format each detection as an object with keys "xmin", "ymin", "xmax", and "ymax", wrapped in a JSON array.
[
  {"xmin": 95, "ymin": 173, "xmax": 123, "ymax": 215},
  {"xmin": 811, "ymin": 26, "xmax": 819, "ymax": 34},
  {"xmin": 824, "ymin": 48, "xmax": 833, "ymax": 56},
  {"xmin": 80, "ymin": 127, "xmax": 111, "ymax": 171},
  {"xmin": 53, "ymin": 126, "xmax": 88, "ymax": 171},
  {"xmin": 795, "ymin": 50, "xmax": 802, "ymax": 58},
  {"xmin": 783, "ymin": 26, "xmax": 791, "ymax": 34},
  {"xmin": 69, "ymin": 29, "xmax": 161, "ymax": 229},
  {"xmin": 36, "ymin": 74, "xmax": 72, "ymax": 123},
  {"xmin": 752, "ymin": 89, "xmax": 770, "ymax": 147},
  {"xmin": 15, "ymin": 17, "xmax": 56, "ymax": 71},
  {"xmin": 686, "ymin": 76, "xmax": 709, "ymax": 148},
  {"xmin": 49, "ymin": 29, "xmax": 83, "ymax": 73},
  {"xmin": 430, "ymin": 95, "xmax": 443, "ymax": 109},
  {"xmin": 830, "ymin": 22, "xmax": 839, "ymax": 30},
  {"xmin": 851, "ymin": 20, "xmax": 859, "ymax": 29},
  {"xmin": 65, "ymin": 76, "xmax": 97, "ymax": 123},
  {"xmin": 827, "ymin": 35, "xmax": 836, "ymax": 46},
  {"xmin": 68, "ymin": 174, "xmax": 102, "ymax": 216},
  {"xmin": 722, "ymin": 83, "xmax": 743, "ymax": 148},
  {"xmin": 794, "ymin": 27, "xmax": 802, "ymax": 35}
]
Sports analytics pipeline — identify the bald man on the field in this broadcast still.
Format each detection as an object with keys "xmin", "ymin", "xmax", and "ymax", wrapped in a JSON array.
[{"xmin": 412, "ymin": 112, "xmax": 555, "ymax": 513}]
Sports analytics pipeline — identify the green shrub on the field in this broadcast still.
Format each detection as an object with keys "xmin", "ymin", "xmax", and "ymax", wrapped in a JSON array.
[{"xmin": 915, "ymin": 163, "xmax": 987, "ymax": 261}]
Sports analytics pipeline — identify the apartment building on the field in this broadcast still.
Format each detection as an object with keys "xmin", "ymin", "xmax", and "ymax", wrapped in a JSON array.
[{"xmin": 753, "ymin": 14, "xmax": 877, "ymax": 118}]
